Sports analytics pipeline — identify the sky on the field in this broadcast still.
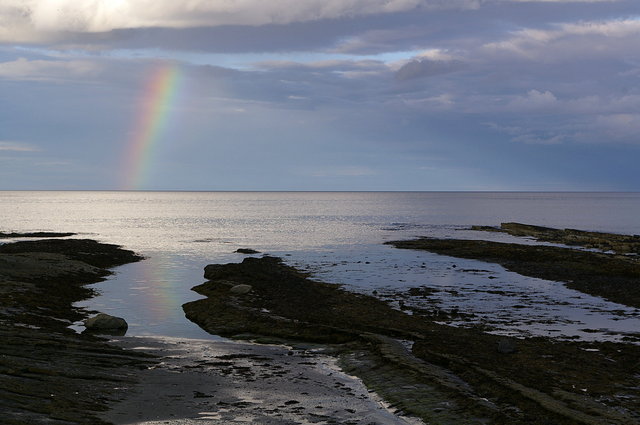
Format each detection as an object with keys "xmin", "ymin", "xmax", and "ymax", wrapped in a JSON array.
[{"xmin": 1, "ymin": 0, "xmax": 639, "ymax": 191}]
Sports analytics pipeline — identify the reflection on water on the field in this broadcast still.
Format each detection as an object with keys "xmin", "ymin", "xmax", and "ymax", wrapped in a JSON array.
[
  {"xmin": 295, "ymin": 244, "xmax": 640, "ymax": 343},
  {"xmin": 2, "ymin": 191, "xmax": 639, "ymax": 341},
  {"xmin": 2, "ymin": 191, "xmax": 639, "ymax": 258},
  {"xmin": 73, "ymin": 255, "xmax": 225, "ymax": 339}
]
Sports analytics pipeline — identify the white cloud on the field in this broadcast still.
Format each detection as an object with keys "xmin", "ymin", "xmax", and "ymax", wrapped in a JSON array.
[
  {"xmin": 590, "ymin": 113, "xmax": 640, "ymax": 142},
  {"xmin": 508, "ymin": 90, "xmax": 558, "ymax": 110},
  {"xmin": 257, "ymin": 58, "xmax": 387, "ymax": 72},
  {"xmin": 0, "ymin": 0, "xmax": 429, "ymax": 43},
  {"xmin": 505, "ymin": 0, "xmax": 621, "ymax": 2},
  {"xmin": 332, "ymin": 27, "xmax": 430, "ymax": 54},
  {"xmin": 511, "ymin": 133, "xmax": 565, "ymax": 145},
  {"xmin": 402, "ymin": 93, "xmax": 456, "ymax": 109},
  {"xmin": 395, "ymin": 57, "xmax": 463, "ymax": 80},
  {"xmin": 0, "ymin": 57, "xmax": 100, "ymax": 81},
  {"xmin": 415, "ymin": 48, "xmax": 459, "ymax": 62},
  {"xmin": 0, "ymin": 141, "xmax": 40, "ymax": 152},
  {"xmin": 483, "ymin": 18, "xmax": 640, "ymax": 60}
]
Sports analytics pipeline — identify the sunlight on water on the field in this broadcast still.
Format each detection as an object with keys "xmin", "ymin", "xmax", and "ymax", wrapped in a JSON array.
[{"xmin": 1, "ymin": 191, "xmax": 639, "ymax": 341}]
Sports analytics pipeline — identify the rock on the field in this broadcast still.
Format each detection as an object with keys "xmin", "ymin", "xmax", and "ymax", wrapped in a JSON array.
[
  {"xmin": 0, "ymin": 252, "xmax": 101, "ymax": 281},
  {"xmin": 497, "ymin": 338, "xmax": 518, "ymax": 354},
  {"xmin": 0, "ymin": 238, "xmax": 144, "ymax": 268},
  {"xmin": 230, "ymin": 284, "xmax": 252, "ymax": 295},
  {"xmin": 84, "ymin": 313, "xmax": 128, "ymax": 330},
  {"xmin": 236, "ymin": 248, "xmax": 260, "ymax": 254},
  {"xmin": 387, "ymin": 237, "xmax": 640, "ymax": 309},
  {"xmin": 204, "ymin": 264, "xmax": 227, "ymax": 280},
  {"xmin": 211, "ymin": 279, "xmax": 237, "ymax": 287},
  {"xmin": 0, "ymin": 231, "xmax": 76, "ymax": 238}
]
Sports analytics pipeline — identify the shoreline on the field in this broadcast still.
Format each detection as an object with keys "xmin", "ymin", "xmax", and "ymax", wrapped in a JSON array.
[
  {"xmin": 2, "ymin": 224, "xmax": 640, "ymax": 424},
  {"xmin": 388, "ymin": 223, "xmax": 640, "ymax": 311},
  {"xmin": 101, "ymin": 335, "xmax": 422, "ymax": 425},
  {"xmin": 0, "ymin": 236, "xmax": 150, "ymax": 424},
  {"xmin": 182, "ymin": 225, "xmax": 640, "ymax": 424},
  {"xmin": 0, "ymin": 235, "xmax": 424, "ymax": 425}
]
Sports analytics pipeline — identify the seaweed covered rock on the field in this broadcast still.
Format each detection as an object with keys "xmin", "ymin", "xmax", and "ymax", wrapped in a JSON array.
[
  {"xmin": 184, "ymin": 255, "xmax": 640, "ymax": 424},
  {"xmin": 0, "ymin": 238, "xmax": 148, "ymax": 424}
]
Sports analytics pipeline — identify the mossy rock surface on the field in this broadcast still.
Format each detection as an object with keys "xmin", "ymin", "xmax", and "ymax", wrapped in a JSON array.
[
  {"xmin": 184, "ymin": 255, "xmax": 640, "ymax": 424},
  {"xmin": 0, "ymin": 238, "xmax": 149, "ymax": 425}
]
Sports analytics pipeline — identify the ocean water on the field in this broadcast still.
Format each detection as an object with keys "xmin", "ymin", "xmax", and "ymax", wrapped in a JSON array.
[{"xmin": 1, "ymin": 191, "xmax": 639, "ymax": 342}]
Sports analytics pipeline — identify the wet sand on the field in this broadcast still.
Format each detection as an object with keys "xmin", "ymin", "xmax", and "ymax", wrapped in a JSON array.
[{"xmin": 102, "ymin": 336, "xmax": 421, "ymax": 425}]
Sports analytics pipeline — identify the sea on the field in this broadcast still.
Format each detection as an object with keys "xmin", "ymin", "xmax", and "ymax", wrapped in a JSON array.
[{"xmin": 1, "ymin": 191, "xmax": 639, "ymax": 342}]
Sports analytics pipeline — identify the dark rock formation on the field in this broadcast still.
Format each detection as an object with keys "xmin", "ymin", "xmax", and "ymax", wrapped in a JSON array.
[
  {"xmin": 471, "ymin": 222, "xmax": 640, "ymax": 255},
  {"xmin": 184, "ymin": 256, "xmax": 640, "ymax": 424},
  {"xmin": 0, "ymin": 238, "xmax": 150, "ymax": 424},
  {"xmin": 0, "ymin": 238, "xmax": 144, "ymax": 269},
  {"xmin": 497, "ymin": 338, "xmax": 518, "ymax": 354},
  {"xmin": 235, "ymin": 248, "xmax": 260, "ymax": 254},
  {"xmin": 387, "ymin": 237, "xmax": 640, "ymax": 309},
  {"xmin": 84, "ymin": 313, "xmax": 128, "ymax": 331},
  {"xmin": 0, "ymin": 231, "xmax": 76, "ymax": 238}
]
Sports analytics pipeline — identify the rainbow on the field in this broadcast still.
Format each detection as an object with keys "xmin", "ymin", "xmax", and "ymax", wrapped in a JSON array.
[{"xmin": 122, "ymin": 63, "xmax": 182, "ymax": 190}]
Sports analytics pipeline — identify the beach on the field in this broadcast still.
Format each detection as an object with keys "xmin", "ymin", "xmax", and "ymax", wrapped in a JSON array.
[
  {"xmin": 2, "ymin": 223, "xmax": 639, "ymax": 424},
  {"xmin": 0, "ymin": 235, "xmax": 422, "ymax": 425}
]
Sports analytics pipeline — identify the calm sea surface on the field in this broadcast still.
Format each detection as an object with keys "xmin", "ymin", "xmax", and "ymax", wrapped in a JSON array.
[{"xmin": 1, "ymin": 191, "xmax": 639, "ymax": 341}]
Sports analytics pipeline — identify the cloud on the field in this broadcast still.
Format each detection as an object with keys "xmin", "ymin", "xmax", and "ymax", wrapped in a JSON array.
[
  {"xmin": 511, "ymin": 133, "xmax": 565, "ymax": 145},
  {"xmin": 0, "ymin": 141, "xmax": 40, "ymax": 152},
  {"xmin": 332, "ymin": 27, "xmax": 432, "ymax": 54},
  {"xmin": 0, "ymin": 0, "xmax": 430, "ymax": 43},
  {"xmin": 589, "ymin": 113, "xmax": 640, "ymax": 143},
  {"xmin": 483, "ymin": 18, "xmax": 640, "ymax": 61},
  {"xmin": 0, "ymin": 57, "xmax": 100, "ymax": 81},
  {"xmin": 256, "ymin": 58, "xmax": 385, "ymax": 71},
  {"xmin": 395, "ymin": 57, "xmax": 463, "ymax": 80},
  {"xmin": 1, "ymin": 0, "xmax": 639, "ymax": 191},
  {"xmin": 402, "ymin": 93, "xmax": 456, "ymax": 109},
  {"xmin": 505, "ymin": 0, "xmax": 626, "ymax": 2},
  {"xmin": 508, "ymin": 89, "xmax": 559, "ymax": 110}
]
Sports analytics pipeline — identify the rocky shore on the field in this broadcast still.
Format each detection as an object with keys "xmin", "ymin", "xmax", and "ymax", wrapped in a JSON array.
[
  {"xmin": 0, "ymin": 235, "xmax": 423, "ymax": 425},
  {"xmin": 3, "ymin": 224, "xmax": 639, "ymax": 424},
  {"xmin": 390, "ymin": 223, "xmax": 640, "ymax": 309},
  {"xmin": 0, "ymin": 235, "xmax": 152, "ymax": 425},
  {"xmin": 471, "ymin": 222, "xmax": 640, "ymax": 255},
  {"xmin": 183, "ymin": 253, "xmax": 640, "ymax": 424}
]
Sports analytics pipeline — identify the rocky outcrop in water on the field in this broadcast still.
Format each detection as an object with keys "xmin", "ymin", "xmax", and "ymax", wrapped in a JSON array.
[
  {"xmin": 184, "ymin": 255, "xmax": 640, "ymax": 424},
  {"xmin": 84, "ymin": 313, "xmax": 128, "ymax": 331},
  {"xmin": 472, "ymin": 222, "xmax": 640, "ymax": 255},
  {"xmin": 0, "ymin": 231, "xmax": 76, "ymax": 238},
  {"xmin": 235, "ymin": 248, "xmax": 260, "ymax": 254},
  {"xmin": 388, "ymin": 236, "xmax": 640, "ymax": 309}
]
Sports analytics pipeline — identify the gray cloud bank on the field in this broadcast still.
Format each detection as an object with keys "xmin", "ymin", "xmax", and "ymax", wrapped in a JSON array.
[{"xmin": 1, "ymin": 0, "xmax": 639, "ymax": 190}]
